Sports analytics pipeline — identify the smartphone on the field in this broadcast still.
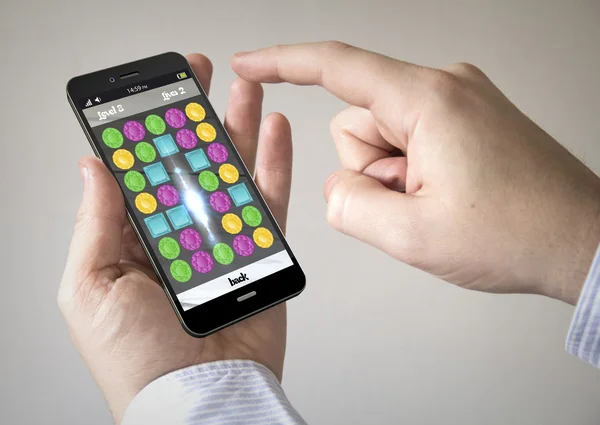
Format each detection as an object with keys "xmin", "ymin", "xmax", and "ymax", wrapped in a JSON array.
[{"xmin": 67, "ymin": 52, "xmax": 305, "ymax": 337}]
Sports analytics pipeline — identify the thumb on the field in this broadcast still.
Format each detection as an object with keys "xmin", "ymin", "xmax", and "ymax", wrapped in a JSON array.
[
  {"xmin": 324, "ymin": 170, "xmax": 424, "ymax": 263},
  {"xmin": 61, "ymin": 156, "xmax": 125, "ymax": 297}
]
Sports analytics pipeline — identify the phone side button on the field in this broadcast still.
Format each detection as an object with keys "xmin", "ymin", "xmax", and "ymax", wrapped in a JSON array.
[{"xmin": 237, "ymin": 291, "xmax": 257, "ymax": 302}]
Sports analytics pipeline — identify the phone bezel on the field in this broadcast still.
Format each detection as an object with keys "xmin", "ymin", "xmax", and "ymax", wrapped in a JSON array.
[{"xmin": 66, "ymin": 52, "xmax": 305, "ymax": 337}]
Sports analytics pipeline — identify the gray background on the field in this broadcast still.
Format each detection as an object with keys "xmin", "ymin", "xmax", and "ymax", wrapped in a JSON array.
[{"xmin": 1, "ymin": 1, "xmax": 599, "ymax": 424}]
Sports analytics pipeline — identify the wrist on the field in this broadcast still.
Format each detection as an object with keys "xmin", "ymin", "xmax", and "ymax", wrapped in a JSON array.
[
  {"xmin": 556, "ymin": 216, "xmax": 600, "ymax": 305},
  {"xmin": 540, "ymin": 183, "xmax": 600, "ymax": 305},
  {"xmin": 100, "ymin": 363, "xmax": 183, "ymax": 424},
  {"xmin": 103, "ymin": 380, "xmax": 146, "ymax": 425}
]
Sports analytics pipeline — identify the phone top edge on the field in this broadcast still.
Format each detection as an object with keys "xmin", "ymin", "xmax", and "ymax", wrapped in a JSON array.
[{"xmin": 66, "ymin": 51, "xmax": 188, "ymax": 94}]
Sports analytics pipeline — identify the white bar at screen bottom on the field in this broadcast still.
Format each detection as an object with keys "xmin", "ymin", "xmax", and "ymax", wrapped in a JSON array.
[{"xmin": 178, "ymin": 250, "xmax": 293, "ymax": 311}]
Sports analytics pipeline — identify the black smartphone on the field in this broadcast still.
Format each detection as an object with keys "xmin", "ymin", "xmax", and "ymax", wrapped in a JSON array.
[{"xmin": 67, "ymin": 52, "xmax": 305, "ymax": 337}]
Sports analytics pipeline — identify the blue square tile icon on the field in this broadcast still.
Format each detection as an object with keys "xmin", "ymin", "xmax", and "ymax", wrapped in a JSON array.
[
  {"xmin": 143, "ymin": 162, "xmax": 170, "ymax": 186},
  {"xmin": 227, "ymin": 183, "xmax": 253, "ymax": 207},
  {"xmin": 153, "ymin": 134, "xmax": 179, "ymax": 158},
  {"xmin": 185, "ymin": 149, "xmax": 210, "ymax": 171},
  {"xmin": 144, "ymin": 213, "xmax": 171, "ymax": 238},
  {"xmin": 185, "ymin": 149, "xmax": 210, "ymax": 172},
  {"xmin": 166, "ymin": 205, "xmax": 193, "ymax": 230}
]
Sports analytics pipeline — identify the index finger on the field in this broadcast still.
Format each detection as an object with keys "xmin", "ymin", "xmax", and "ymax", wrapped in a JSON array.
[{"xmin": 231, "ymin": 41, "xmax": 425, "ymax": 110}]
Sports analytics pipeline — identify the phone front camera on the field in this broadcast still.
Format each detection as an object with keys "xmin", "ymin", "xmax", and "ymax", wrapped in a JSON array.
[{"xmin": 109, "ymin": 77, "xmax": 116, "ymax": 83}]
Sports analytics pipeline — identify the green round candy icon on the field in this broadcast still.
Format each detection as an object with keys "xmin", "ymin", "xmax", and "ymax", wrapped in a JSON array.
[
  {"xmin": 170, "ymin": 259, "xmax": 192, "ymax": 282},
  {"xmin": 135, "ymin": 142, "xmax": 157, "ymax": 163},
  {"xmin": 159, "ymin": 237, "xmax": 180, "ymax": 260},
  {"xmin": 213, "ymin": 243, "xmax": 234, "ymax": 265},
  {"xmin": 145, "ymin": 114, "xmax": 166, "ymax": 135},
  {"xmin": 198, "ymin": 171, "xmax": 219, "ymax": 192},
  {"xmin": 242, "ymin": 206, "xmax": 262, "ymax": 227},
  {"xmin": 124, "ymin": 170, "xmax": 146, "ymax": 192},
  {"xmin": 102, "ymin": 128, "xmax": 124, "ymax": 148}
]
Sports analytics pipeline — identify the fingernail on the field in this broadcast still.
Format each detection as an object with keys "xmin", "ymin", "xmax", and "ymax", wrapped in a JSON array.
[
  {"xmin": 233, "ymin": 52, "xmax": 249, "ymax": 59},
  {"xmin": 79, "ymin": 165, "xmax": 89, "ymax": 182},
  {"xmin": 324, "ymin": 173, "xmax": 340, "ymax": 202}
]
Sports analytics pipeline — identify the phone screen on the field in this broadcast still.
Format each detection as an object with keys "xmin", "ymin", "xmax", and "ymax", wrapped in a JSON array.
[{"xmin": 78, "ymin": 72, "xmax": 293, "ymax": 311}]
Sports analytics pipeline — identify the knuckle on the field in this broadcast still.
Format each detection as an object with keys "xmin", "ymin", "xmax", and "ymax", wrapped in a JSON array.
[
  {"xmin": 447, "ymin": 62, "xmax": 486, "ymax": 78},
  {"xmin": 74, "ymin": 209, "xmax": 92, "ymax": 232},
  {"xmin": 325, "ymin": 191, "xmax": 343, "ymax": 230},
  {"xmin": 424, "ymin": 69, "xmax": 472, "ymax": 106},
  {"xmin": 324, "ymin": 174, "xmax": 351, "ymax": 231},
  {"xmin": 325, "ymin": 172, "xmax": 363, "ymax": 234},
  {"xmin": 329, "ymin": 112, "xmax": 343, "ymax": 137},
  {"xmin": 74, "ymin": 208, "xmax": 122, "ymax": 232},
  {"xmin": 324, "ymin": 40, "xmax": 353, "ymax": 54},
  {"xmin": 429, "ymin": 69, "xmax": 463, "ymax": 94},
  {"xmin": 229, "ymin": 77, "xmax": 246, "ymax": 94},
  {"xmin": 271, "ymin": 44, "xmax": 287, "ymax": 57}
]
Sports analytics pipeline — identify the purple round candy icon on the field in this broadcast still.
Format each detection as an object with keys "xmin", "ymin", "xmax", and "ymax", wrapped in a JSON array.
[
  {"xmin": 157, "ymin": 184, "xmax": 179, "ymax": 206},
  {"xmin": 233, "ymin": 235, "xmax": 254, "ymax": 257},
  {"xmin": 123, "ymin": 121, "xmax": 145, "ymax": 142},
  {"xmin": 192, "ymin": 251, "xmax": 214, "ymax": 273},
  {"xmin": 209, "ymin": 191, "xmax": 231, "ymax": 213},
  {"xmin": 176, "ymin": 129, "xmax": 198, "ymax": 149},
  {"xmin": 179, "ymin": 228, "xmax": 202, "ymax": 251},
  {"xmin": 207, "ymin": 143, "xmax": 228, "ymax": 163},
  {"xmin": 165, "ymin": 108, "xmax": 186, "ymax": 128}
]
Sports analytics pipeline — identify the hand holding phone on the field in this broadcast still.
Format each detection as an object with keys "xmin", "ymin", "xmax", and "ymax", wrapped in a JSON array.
[
  {"xmin": 59, "ymin": 55, "xmax": 294, "ymax": 422},
  {"xmin": 66, "ymin": 52, "xmax": 304, "ymax": 336}
]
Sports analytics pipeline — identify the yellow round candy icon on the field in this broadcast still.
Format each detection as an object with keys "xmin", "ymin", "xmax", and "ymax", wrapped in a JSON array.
[
  {"xmin": 113, "ymin": 149, "xmax": 134, "ymax": 170},
  {"xmin": 253, "ymin": 227, "xmax": 274, "ymax": 248},
  {"xmin": 135, "ymin": 193, "xmax": 157, "ymax": 214},
  {"xmin": 196, "ymin": 123, "xmax": 217, "ymax": 142},
  {"xmin": 219, "ymin": 164, "xmax": 239, "ymax": 184},
  {"xmin": 221, "ymin": 213, "xmax": 243, "ymax": 234},
  {"xmin": 185, "ymin": 102, "xmax": 206, "ymax": 122}
]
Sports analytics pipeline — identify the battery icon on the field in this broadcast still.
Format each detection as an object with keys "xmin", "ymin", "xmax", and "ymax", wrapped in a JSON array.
[{"xmin": 177, "ymin": 72, "xmax": 187, "ymax": 80}]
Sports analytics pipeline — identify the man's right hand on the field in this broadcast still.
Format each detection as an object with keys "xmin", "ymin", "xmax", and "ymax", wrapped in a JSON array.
[{"xmin": 232, "ymin": 41, "xmax": 600, "ymax": 304}]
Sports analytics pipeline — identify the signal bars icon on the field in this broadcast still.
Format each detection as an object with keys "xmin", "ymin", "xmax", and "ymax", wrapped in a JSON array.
[{"xmin": 84, "ymin": 99, "xmax": 93, "ymax": 107}]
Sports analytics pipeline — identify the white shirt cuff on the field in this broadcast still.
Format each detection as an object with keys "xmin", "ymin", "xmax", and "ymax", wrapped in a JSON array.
[{"xmin": 122, "ymin": 360, "xmax": 306, "ymax": 425}]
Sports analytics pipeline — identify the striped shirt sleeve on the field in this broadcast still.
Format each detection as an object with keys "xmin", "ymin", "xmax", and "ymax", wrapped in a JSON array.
[
  {"xmin": 121, "ymin": 360, "xmax": 307, "ymax": 425},
  {"xmin": 566, "ymin": 243, "xmax": 600, "ymax": 368}
]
